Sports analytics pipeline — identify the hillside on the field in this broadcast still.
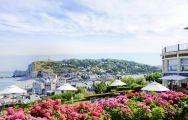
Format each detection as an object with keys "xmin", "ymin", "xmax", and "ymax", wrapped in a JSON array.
[{"xmin": 29, "ymin": 59, "xmax": 161, "ymax": 76}]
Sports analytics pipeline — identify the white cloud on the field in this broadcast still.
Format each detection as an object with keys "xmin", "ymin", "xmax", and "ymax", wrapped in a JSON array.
[{"xmin": 0, "ymin": 0, "xmax": 188, "ymax": 56}]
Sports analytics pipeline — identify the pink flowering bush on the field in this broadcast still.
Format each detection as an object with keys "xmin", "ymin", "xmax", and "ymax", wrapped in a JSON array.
[{"xmin": 0, "ymin": 91, "xmax": 188, "ymax": 120}]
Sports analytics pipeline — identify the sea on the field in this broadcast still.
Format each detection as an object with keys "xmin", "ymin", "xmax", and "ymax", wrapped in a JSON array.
[{"xmin": 0, "ymin": 72, "xmax": 21, "ymax": 91}]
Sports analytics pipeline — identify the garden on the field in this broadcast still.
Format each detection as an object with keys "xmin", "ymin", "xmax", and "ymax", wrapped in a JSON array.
[{"xmin": 0, "ymin": 90, "xmax": 188, "ymax": 120}]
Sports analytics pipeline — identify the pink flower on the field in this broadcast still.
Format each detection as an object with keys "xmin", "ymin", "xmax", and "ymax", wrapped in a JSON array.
[
  {"xmin": 168, "ymin": 100, "xmax": 173, "ymax": 104},
  {"xmin": 0, "ymin": 117, "xmax": 5, "ymax": 120},
  {"xmin": 146, "ymin": 108, "xmax": 150, "ymax": 112},
  {"xmin": 44, "ymin": 112, "xmax": 51, "ymax": 117},
  {"xmin": 35, "ymin": 105, "xmax": 41, "ymax": 111},
  {"xmin": 92, "ymin": 112, "xmax": 101, "ymax": 117},
  {"xmin": 137, "ymin": 103, "xmax": 144, "ymax": 107},
  {"xmin": 173, "ymin": 104, "xmax": 178, "ymax": 108},
  {"xmin": 106, "ymin": 113, "xmax": 111, "ymax": 118},
  {"xmin": 60, "ymin": 114, "xmax": 66, "ymax": 119},
  {"xmin": 175, "ymin": 97, "xmax": 180, "ymax": 101},
  {"xmin": 168, "ymin": 110, "xmax": 176, "ymax": 116},
  {"xmin": 81, "ymin": 113, "xmax": 88, "ymax": 118},
  {"xmin": 7, "ymin": 107, "xmax": 15, "ymax": 115},
  {"xmin": 92, "ymin": 116, "xmax": 98, "ymax": 120},
  {"xmin": 55, "ymin": 99, "xmax": 61, "ymax": 104},
  {"xmin": 70, "ymin": 112, "xmax": 79, "ymax": 118}
]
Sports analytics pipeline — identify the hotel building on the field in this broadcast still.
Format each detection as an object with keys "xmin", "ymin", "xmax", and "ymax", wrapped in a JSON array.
[{"xmin": 161, "ymin": 43, "xmax": 188, "ymax": 77}]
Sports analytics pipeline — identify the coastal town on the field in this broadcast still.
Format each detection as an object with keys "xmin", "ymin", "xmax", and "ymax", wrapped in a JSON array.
[{"xmin": 12, "ymin": 59, "xmax": 152, "ymax": 96}]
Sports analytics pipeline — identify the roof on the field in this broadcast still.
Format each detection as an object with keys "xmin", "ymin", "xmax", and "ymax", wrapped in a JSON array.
[
  {"xmin": 0, "ymin": 85, "xmax": 27, "ymax": 95},
  {"xmin": 141, "ymin": 82, "xmax": 169, "ymax": 91},
  {"xmin": 110, "ymin": 80, "xmax": 126, "ymax": 87},
  {"xmin": 57, "ymin": 83, "xmax": 77, "ymax": 91}
]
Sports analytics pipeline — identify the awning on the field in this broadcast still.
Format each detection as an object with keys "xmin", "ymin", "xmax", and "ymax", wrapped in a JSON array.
[{"xmin": 160, "ymin": 75, "xmax": 188, "ymax": 81}]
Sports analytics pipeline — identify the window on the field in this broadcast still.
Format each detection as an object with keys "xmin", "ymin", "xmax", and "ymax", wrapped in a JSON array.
[
  {"xmin": 168, "ymin": 59, "xmax": 177, "ymax": 71},
  {"xmin": 181, "ymin": 58, "xmax": 188, "ymax": 71}
]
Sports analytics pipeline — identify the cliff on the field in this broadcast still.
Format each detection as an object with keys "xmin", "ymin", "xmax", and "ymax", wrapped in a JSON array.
[
  {"xmin": 13, "ymin": 70, "xmax": 26, "ymax": 77},
  {"xmin": 25, "ymin": 59, "xmax": 161, "ymax": 78}
]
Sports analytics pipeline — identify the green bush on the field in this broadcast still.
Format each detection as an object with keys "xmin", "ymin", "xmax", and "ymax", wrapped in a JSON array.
[
  {"xmin": 75, "ymin": 87, "xmax": 86, "ymax": 94},
  {"xmin": 151, "ymin": 106, "xmax": 166, "ymax": 120},
  {"xmin": 144, "ymin": 72, "xmax": 161, "ymax": 83},
  {"xmin": 117, "ymin": 86, "xmax": 131, "ymax": 91},
  {"xmin": 63, "ymin": 98, "xmax": 87, "ymax": 104},
  {"xmin": 94, "ymin": 80, "xmax": 111, "ymax": 94},
  {"xmin": 85, "ymin": 90, "xmax": 134, "ymax": 100},
  {"xmin": 85, "ymin": 92, "xmax": 115, "ymax": 100},
  {"xmin": 122, "ymin": 77, "xmax": 136, "ymax": 85},
  {"xmin": 50, "ymin": 94, "xmax": 63, "ymax": 100},
  {"xmin": 50, "ymin": 92, "xmax": 75, "ymax": 101},
  {"xmin": 122, "ymin": 77, "xmax": 147, "ymax": 86},
  {"xmin": 75, "ymin": 93, "xmax": 85, "ymax": 99}
]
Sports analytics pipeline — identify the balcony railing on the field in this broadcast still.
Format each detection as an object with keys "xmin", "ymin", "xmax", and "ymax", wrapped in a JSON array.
[{"xmin": 162, "ymin": 43, "xmax": 188, "ymax": 53}]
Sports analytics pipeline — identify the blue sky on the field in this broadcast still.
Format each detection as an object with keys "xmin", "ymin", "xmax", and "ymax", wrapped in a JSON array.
[{"xmin": 1, "ymin": 0, "xmax": 188, "ymax": 71}]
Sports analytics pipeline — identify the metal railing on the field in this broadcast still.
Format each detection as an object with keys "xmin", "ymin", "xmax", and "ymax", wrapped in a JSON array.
[{"xmin": 162, "ymin": 43, "xmax": 188, "ymax": 53}]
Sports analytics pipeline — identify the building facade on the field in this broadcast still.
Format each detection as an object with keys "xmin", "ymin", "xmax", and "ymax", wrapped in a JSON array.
[{"xmin": 161, "ymin": 43, "xmax": 188, "ymax": 77}]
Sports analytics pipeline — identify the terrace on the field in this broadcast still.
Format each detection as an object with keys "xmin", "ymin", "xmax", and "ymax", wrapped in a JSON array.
[{"xmin": 162, "ymin": 43, "xmax": 188, "ymax": 53}]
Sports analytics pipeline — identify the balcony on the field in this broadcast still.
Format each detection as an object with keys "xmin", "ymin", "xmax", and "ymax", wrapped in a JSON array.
[{"xmin": 162, "ymin": 43, "xmax": 188, "ymax": 53}]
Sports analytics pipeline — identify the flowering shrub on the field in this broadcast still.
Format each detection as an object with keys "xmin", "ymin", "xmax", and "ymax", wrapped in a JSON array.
[{"xmin": 0, "ymin": 91, "xmax": 188, "ymax": 120}]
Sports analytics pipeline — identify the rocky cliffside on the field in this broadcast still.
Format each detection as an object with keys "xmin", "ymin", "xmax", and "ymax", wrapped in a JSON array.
[
  {"xmin": 26, "ymin": 62, "xmax": 55, "ymax": 78},
  {"xmin": 13, "ymin": 70, "xmax": 26, "ymax": 77},
  {"xmin": 26, "ymin": 63, "xmax": 37, "ymax": 78}
]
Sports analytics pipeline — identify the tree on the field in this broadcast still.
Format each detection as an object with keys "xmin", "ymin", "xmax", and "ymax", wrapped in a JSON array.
[
  {"xmin": 121, "ymin": 77, "xmax": 147, "ymax": 86},
  {"xmin": 144, "ymin": 72, "xmax": 161, "ymax": 83},
  {"xmin": 93, "ymin": 80, "xmax": 110, "ymax": 94}
]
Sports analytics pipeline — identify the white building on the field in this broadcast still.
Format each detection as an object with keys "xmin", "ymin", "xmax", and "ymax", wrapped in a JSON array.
[
  {"xmin": 32, "ymin": 81, "xmax": 44, "ymax": 95},
  {"xmin": 161, "ymin": 43, "xmax": 188, "ymax": 77},
  {"xmin": 44, "ymin": 79, "xmax": 56, "ymax": 94}
]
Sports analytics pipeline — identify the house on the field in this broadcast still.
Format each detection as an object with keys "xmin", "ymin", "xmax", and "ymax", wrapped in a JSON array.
[{"xmin": 32, "ymin": 81, "xmax": 44, "ymax": 95}]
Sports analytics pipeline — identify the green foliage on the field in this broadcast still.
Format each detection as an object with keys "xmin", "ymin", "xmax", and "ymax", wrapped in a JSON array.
[
  {"xmin": 122, "ymin": 77, "xmax": 136, "ymax": 85},
  {"xmin": 74, "ymin": 93, "xmax": 85, "ymax": 99},
  {"xmin": 121, "ymin": 77, "xmax": 147, "ymax": 91},
  {"xmin": 94, "ymin": 80, "xmax": 111, "ymax": 94},
  {"xmin": 85, "ymin": 92, "xmax": 115, "ymax": 100},
  {"xmin": 122, "ymin": 77, "xmax": 147, "ymax": 86},
  {"xmin": 151, "ymin": 106, "xmax": 166, "ymax": 120},
  {"xmin": 75, "ymin": 87, "xmax": 86, "ymax": 94},
  {"xmin": 144, "ymin": 72, "xmax": 161, "ymax": 82},
  {"xmin": 74, "ymin": 87, "xmax": 87, "ymax": 99},
  {"xmin": 130, "ymin": 83, "xmax": 143, "ymax": 91},
  {"xmin": 133, "ymin": 108, "xmax": 152, "ymax": 120},
  {"xmin": 63, "ymin": 98, "xmax": 87, "ymax": 104},
  {"xmin": 117, "ymin": 86, "xmax": 132, "ymax": 91},
  {"xmin": 32, "ymin": 59, "xmax": 161, "ymax": 76},
  {"xmin": 85, "ymin": 90, "xmax": 134, "ymax": 100},
  {"xmin": 50, "ymin": 92, "xmax": 74, "ymax": 101}
]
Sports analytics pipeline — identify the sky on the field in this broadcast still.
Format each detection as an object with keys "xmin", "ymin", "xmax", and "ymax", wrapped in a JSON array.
[{"xmin": 0, "ymin": 0, "xmax": 188, "ymax": 71}]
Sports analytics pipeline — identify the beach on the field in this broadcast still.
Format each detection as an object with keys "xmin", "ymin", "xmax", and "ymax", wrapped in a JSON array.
[{"xmin": 0, "ymin": 72, "xmax": 35, "ymax": 90}]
